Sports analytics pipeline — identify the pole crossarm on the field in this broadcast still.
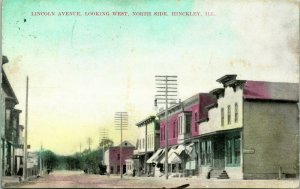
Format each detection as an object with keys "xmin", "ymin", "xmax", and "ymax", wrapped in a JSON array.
[
  {"xmin": 154, "ymin": 75, "xmax": 178, "ymax": 180},
  {"xmin": 114, "ymin": 111, "xmax": 128, "ymax": 179}
]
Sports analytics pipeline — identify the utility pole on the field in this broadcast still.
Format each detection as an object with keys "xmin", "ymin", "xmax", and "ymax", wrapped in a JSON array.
[
  {"xmin": 39, "ymin": 143, "xmax": 43, "ymax": 175},
  {"xmin": 23, "ymin": 76, "xmax": 29, "ymax": 180},
  {"xmin": 155, "ymin": 75, "xmax": 178, "ymax": 180},
  {"xmin": 144, "ymin": 122, "xmax": 147, "ymax": 175},
  {"xmin": 87, "ymin": 137, "xmax": 92, "ymax": 152},
  {"xmin": 115, "ymin": 112, "xmax": 128, "ymax": 179},
  {"xmin": 99, "ymin": 129, "xmax": 108, "ymax": 164}
]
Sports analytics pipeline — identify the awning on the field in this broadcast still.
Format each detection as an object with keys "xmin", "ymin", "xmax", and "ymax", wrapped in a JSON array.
[
  {"xmin": 185, "ymin": 143, "xmax": 197, "ymax": 159},
  {"xmin": 160, "ymin": 145, "xmax": 186, "ymax": 164},
  {"xmin": 168, "ymin": 152, "xmax": 182, "ymax": 164},
  {"xmin": 146, "ymin": 148, "xmax": 164, "ymax": 164}
]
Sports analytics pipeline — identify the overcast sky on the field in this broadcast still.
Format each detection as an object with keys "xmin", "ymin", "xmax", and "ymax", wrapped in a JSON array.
[{"xmin": 2, "ymin": 0, "xmax": 299, "ymax": 155}]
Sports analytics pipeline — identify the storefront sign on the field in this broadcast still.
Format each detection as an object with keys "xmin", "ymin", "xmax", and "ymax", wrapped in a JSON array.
[{"xmin": 243, "ymin": 149, "xmax": 255, "ymax": 154}]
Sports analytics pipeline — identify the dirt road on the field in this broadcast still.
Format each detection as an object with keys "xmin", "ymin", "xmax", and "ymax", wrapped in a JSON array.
[{"xmin": 7, "ymin": 170, "xmax": 299, "ymax": 188}]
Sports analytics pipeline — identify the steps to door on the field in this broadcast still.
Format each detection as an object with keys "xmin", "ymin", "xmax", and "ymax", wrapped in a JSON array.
[{"xmin": 209, "ymin": 169, "xmax": 229, "ymax": 179}]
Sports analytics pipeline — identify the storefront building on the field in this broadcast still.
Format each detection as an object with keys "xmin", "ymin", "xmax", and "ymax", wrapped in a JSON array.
[{"xmin": 198, "ymin": 75, "xmax": 299, "ymax": 179}]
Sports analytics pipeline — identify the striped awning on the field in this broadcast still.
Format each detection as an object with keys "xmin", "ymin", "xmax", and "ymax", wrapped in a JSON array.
[{"xmin": 146, "ymin": 148, "xmax": 164, "ymax": 164}]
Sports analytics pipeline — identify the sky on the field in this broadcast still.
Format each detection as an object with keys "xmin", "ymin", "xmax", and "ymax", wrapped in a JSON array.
[{"xmin": 2, "ymin": 0, "xmax": 299, "ymax": 155}]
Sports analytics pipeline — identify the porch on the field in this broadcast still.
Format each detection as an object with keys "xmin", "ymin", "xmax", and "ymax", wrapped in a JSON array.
[{"xmin": 199, "ymin": 130, "xmax": 242, "ymax": 179}]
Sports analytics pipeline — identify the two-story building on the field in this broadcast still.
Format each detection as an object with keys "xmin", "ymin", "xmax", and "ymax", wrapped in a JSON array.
[
  {"xmin": 132, "ymin": 116, "xmax": 160, "ymax": 176},
  {"xmin": 104, "ymin": 141, "xmax": 135, "ymax": 174},
  {"xmin": 1, "ymin": 56, "xmax": 24, "ymax": 176},
  {"xmin": 198, "ymin": 75, "xmax": 299, "ymax": 179},
  {"xmin": 155, "ymin": 93, "xmax": 216, "ymax": 177}
]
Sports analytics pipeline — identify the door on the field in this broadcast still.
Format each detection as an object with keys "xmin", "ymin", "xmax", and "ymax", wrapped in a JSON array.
[{"xmin": 213, "ymin": 136, "xmax": 225, "ymax": 169}]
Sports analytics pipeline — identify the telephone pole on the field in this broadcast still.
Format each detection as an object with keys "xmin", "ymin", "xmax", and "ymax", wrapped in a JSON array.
[
  {"xmin": 39, "ymin": 143, "xmax": 43, "ymax": 175},
  {"xmin": 23, "ymin": 76, "xmax": 29, "ymax": 180},
  {"xmin": 155, "ymin": 75, "xmax": 178, "ymax": 180},
  {"xmin": 87, "ymin": 137, "xmax": 92, "ymax": 151},
  {"xmin": 99, "ymin": 129, "xmax": 108, "ymax": 164},
  {"xmin": 115, "ymin": 112, "xmax": 128, "ymax": 179}
]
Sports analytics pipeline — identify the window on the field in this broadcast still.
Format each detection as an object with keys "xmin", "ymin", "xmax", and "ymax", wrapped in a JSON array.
[
  {"xmin": 227, "ymin": 105, "xmax": 231, "ymax": 125},
  {"xmin": 178, "ymin": 117, "xmax": 181, "ymax": 134},
  {"xmin": 221, "ymin": 108, "xmax": 224, "ymax": 126},
  {"xmin": 186, "ymin": 114, "xmax": 191, "ymax": 133},
  {"xmin": 226, "ymin": 139, "xmax": 232, "ymax": 164},
  {"xmin": 173, "ymin": 121, "xmax": 176, "ymax": 138},
  {"xmin": 226, "ymin": 136, "xmax": 240, "ymax": 166},
  {"xmin": 180, "ymin": 116, "xmax": 182, "ymax": 134},
  {"xmin": 195, "ymin": 112, "xmax": 198, "ymax": 132},
  {"xmin": 176, "ymin": 119, "xmax": 179, "ymax": 136},
  {"xmin": 143, "ymin": 138, "xmax": 144, "ymax": 149},
  {"xmin": 164, "ymin": 126, "xmax": 166, "ymax": 140},
  {"xmin": 200, "ymin": 140, "xmax": 212, "ymax": 165},
  {"xmin": 117, "ymin": 154, "xmax": 120, "ymax": 160},
  {"xmin": 206, "ymin": 141, "xmax": 212, "ymax": 164},
  {"xmin": 200, "ymin": 141, "xmax": 206, "ymax": 165},
  {"xmin": 138, "ymin": 139, "xmax": 140, "ymax": 149},
  {"xmin": 234, "ymin": 103, "xmax": 238, "ymax": 123}
]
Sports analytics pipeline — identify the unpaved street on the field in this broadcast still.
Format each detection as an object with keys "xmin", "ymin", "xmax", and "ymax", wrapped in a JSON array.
[{"xmin": 8, "ymin": 170, "xmax": 300, "ymax": 188}]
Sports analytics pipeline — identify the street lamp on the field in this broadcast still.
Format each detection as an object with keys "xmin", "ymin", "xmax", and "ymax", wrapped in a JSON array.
[
  {"xmin": 115, "ymin": 112, "xmax": 128, "ymax": 179},
  {"xmin": 155, "ymin": 75, "xmax": 178, "ymax": 180}
]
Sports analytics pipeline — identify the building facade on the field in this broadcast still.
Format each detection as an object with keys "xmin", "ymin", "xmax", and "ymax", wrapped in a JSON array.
[
  {"xmin": 1, "ymin": 57, "xmax": 24, "ymax": 176},
  {"xmin": 198, "ymin": 75, "xmax": 299, "ymax": 179},
  {"xmin": 104, "ymin": 141, "xmax": 135, "ymax": 174},
  {"xmin": 133, "ymin": 116, "xmax": 159, "ymax": 176},
  {"xmin": 154, "ymin": 93, "xmax": 216, "ymax": 177}
]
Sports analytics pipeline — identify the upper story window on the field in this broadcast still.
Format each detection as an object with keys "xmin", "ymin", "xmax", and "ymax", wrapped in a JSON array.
[
  {"xmin": 227, "ymin": 105, "xmax": 231, "ymax": 125},
  {"xmin": 144, "ymin": 138, "xmax": 145, "ymax": 148},
  {"xmin": 186, "ymin": 114, "xmax": 191, "ymax": 134},
  {"xmin": 164, "ymin": 126, "xmax": 166, "ymax": 140},
  {"xmin": 195, "ymin": 112, "xmax": 198, "ymax": 132},
  {"xmin": 178, "ymin": 117, "xmax": 181, "ymax": 134},
  {"xmin": 221, "ymin": 108, "xmax": 224, "ymax": 126},
  {"xmin": 234, "ymin": 103, "xmax": 238, "ymax": 123},
  {"xmin": 173, "ymin": 121, "xmax": 176, "ymax": 138},
  {"xmin": 117, "ymin": 154, "xmax": 120, "ymax": 160}
]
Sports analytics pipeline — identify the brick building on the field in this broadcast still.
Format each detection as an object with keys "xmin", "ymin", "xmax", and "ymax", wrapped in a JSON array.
[{"xmin": 104, "ymin": 141, "xmax": 135, "ymax": 174}]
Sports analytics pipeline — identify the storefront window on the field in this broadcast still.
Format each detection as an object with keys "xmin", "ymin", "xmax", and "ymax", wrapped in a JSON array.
[
  {"xmin": 226, "ymin": 136, "xmax": 240, "ymax": 166},
  {"xmin": 200, "ymin": 141, "xmax": 206, "ymax": 165},
  {"xmin": 234, "ymin": 138, "xmax": 240, "ymax": 164},
  {"xmin": 226, "ymin": 139, "xmax": 232, "ymax": 164},
  {"xmin": 206, "ymin": 141, "xmax": 212, "ymax": 164},
  {"xmin": 200, "ymin": 140, "xmax": 212, "ymax": 165}
]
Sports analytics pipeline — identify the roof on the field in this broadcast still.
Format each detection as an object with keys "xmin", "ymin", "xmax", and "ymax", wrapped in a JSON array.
[
  {"xmin": 243, "ymin": 80, "xmax": 298, "ymax": 102},
  {"xmin": 2, "ymin": 70, "xmax": 18, "ymax": 104},
  {"xmin": 216, "ymin": 74, "xmax": 299, "ymax": 102},
  {"xmin": 136, "ymin": 116, "xmax": 156, "ymax": 127},
  {"xmin": 2, "ymin": 56, "xmax": 8, "ymax": 64},
  {"xmin": 217, "ymin": 74, "xmax": 237, "ymax": 87},
  {"xmin": 116, "ymin": 140, "xmax": 135, "ymax": 147}
]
